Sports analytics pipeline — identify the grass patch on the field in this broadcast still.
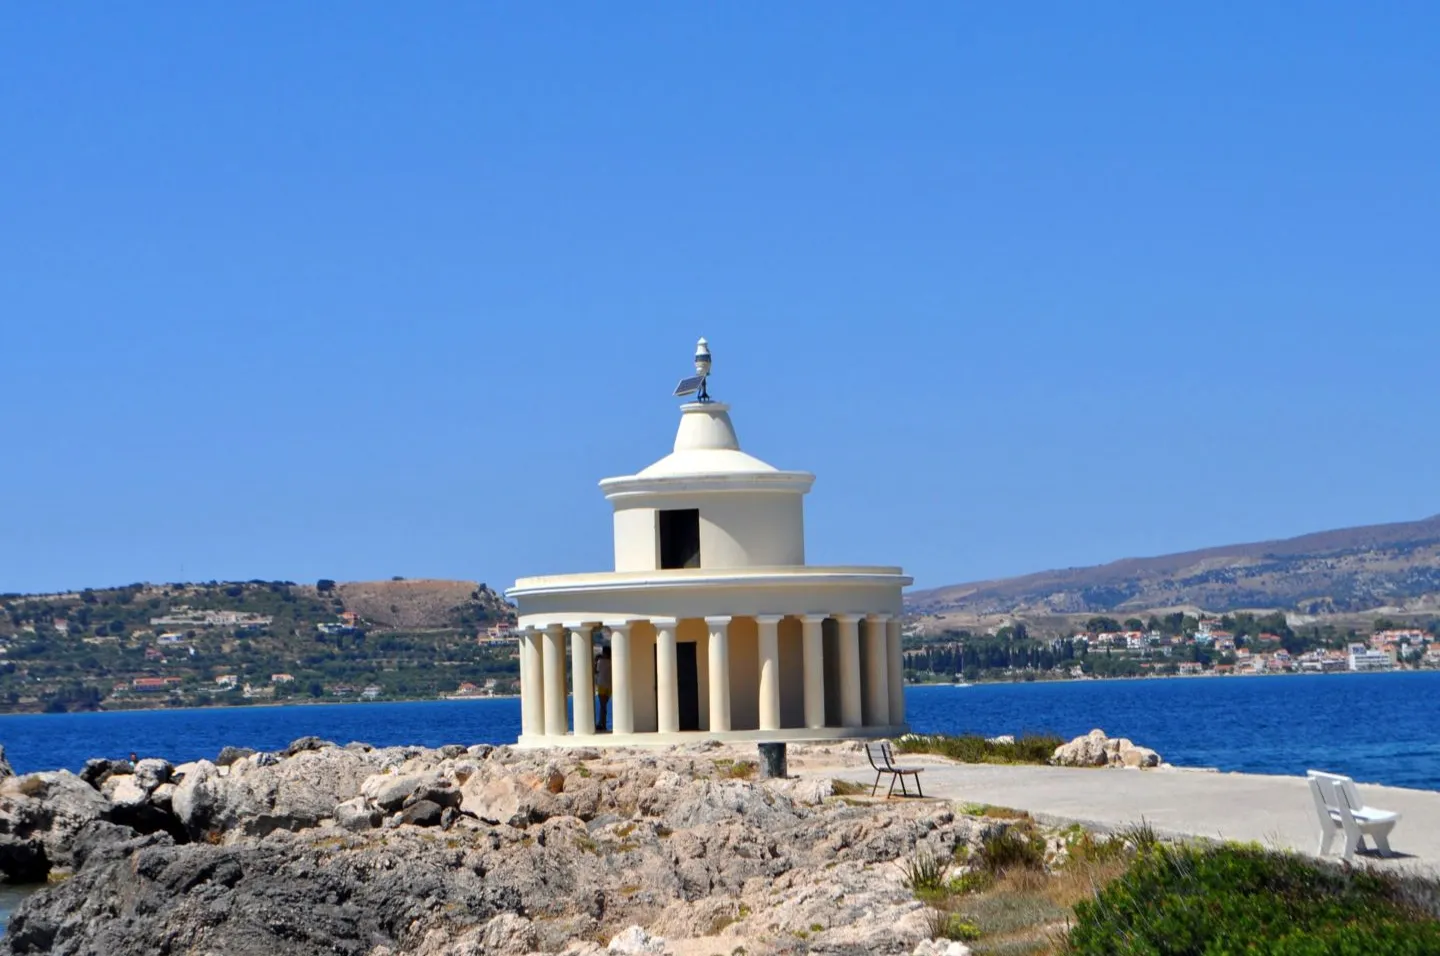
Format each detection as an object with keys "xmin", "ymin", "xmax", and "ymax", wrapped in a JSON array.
[
  {"xmin": 831, "ymin": 778, "xmax": 869, "ymax": 797},
  {"xmin": 976, "ymin": 825, "xmax": 1047, "ymax": 875},
  {"xmin": 896, "ymin": 733, "xmax": 1062, "ymax": 765},
  {"xmin": 1065, "ymin": 842, "xmax": 1440, "ymax": 954},
  {"xmin": 956, "ymin": 889, "xmax": 1069, "ymax": 940},
  {"xmin": 713, "ymin": 758, "xmax": 758, "ymax": 780},
  {"xmin": 960, "ymin": 803, "xmax": 1033, "ymax": 820}
]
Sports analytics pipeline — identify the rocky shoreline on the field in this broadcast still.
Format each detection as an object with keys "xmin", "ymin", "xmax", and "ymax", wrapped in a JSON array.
[{"xmin": 0, "ymin": 737, "xmax": 1075, "ymax": 955}]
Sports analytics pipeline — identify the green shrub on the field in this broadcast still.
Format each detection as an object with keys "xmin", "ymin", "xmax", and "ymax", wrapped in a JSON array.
[
  {"xmin": 1066, "ymin": 843, "xmax": 1440, "ymax": 955},
  {"xmin": 947, "ymin": 870, "xmax": 994, "ymax": 895},
  {"xmin": 923, "ymin": 909, "xmax": 981, "ymax": 941},
  {"xmin": 976, "ymin": 825, "xmax": 1047, "ymax": 874},
  {"xmin": 895, "ymin": 733, "xmax": 1062, "ymax": 765},
  {"xmin": 899, "ymin": 847, "xmax": 950, "ymax": 894}
]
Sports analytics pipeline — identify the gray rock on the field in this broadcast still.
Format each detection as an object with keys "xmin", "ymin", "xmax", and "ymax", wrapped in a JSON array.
[
  {"xmin": 333, "ymin": 797, "xmax": 382, "ymax": 832},
  {"xmin": 70, "ymin": 820, "xmax": 174, "ymax": 869},
  {"xmin": 132, "ymin": 759, "xmax": 172, "ymax": 792},
  {"xmin": 79, "ymin": 758, "xmax": 113, "ymax": 789},
  {"xmin": 169, "ymin": 759, "xmax": 221, "ymax": 836},
  {"xmin": 0, "ymin": 771, "xmax": 113, "ymax": 873},
  {"xmin": 912, "ymin": 942, "xmax": 973, "ymax": 956},
  {"xmin": 0, "ymin": 745, "xmax": 12, "ymax": 780},
  {"xmin": 459, "ymin": 773, "xmax": 558, "ymax": 827},
  {"xmin": 480, "ymin": 912, "xmax": 538, "ymax": 955},
  {"xmin": 216, "ymin": 746, "xmax": 256, "ymax": 767},
  {"xmin": 1051, "ymin": 729, "xmax": 1163, "ymax": 768},
  {"xmin": 406, "ymin": 784, "xmax": 462, "ymax": 811},
  {"xmin": 364, "ymin": 772, "xmax": 437, "ymax": 812},
  {"xmin": 0, "ymin": 746, "xmax": 1024, "ymax": 956},
  {"xmin": 0, "ymin": 834, "xmax": 48, "ymax": 883},
  {"xmin": 149, "ymin": 782, "xmax": 177, "ymax": 814},
  {"xmin": 173, "ymin": 747, "xmax": 412, "ymax": 839},
  {"xmin": 399, "ymin": 799, "xmax": 444, "ymax": 827},
  {"xmin": 283, "ymin": 736, "xmax": 336, "ymax": 757},
  {"xmin": 79, "ymin": 759, "xmax": 130, "ymax": 789},
  {"xmin": 607, "ymin": 925, "xmax": 667, "ymax": 954},
  {"xmin": 106, "ymin": 774, "xmax": 149, "ymax": 810},
  {"xmin": 1, "ymin": 831, "xmax": 517, "ymax": 956},
  {"xmin": 439, "ymin": 744, "xmax": 467, "ymax": 758}
]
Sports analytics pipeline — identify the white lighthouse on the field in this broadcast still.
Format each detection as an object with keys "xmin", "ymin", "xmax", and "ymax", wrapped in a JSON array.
[{"xmin": 507, "ymin": 339, "xmax": 911, "ymax": 747}]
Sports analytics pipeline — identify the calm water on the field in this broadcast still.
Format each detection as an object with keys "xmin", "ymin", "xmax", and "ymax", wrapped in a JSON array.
[
  {"xmin": 2, "ymin": 674, "xmax": 1438, "ymax": 786},
  {"xmin": 4, "ymin": 672, "xmax": 1439, "ymax": 933}
]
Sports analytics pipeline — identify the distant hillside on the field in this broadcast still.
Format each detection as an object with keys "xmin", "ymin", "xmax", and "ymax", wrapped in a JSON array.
[
  {"xmin": 908, "ymin": 514, "xmax": 1440, "ymax": 620},
  {"xmin": 296, "ymin": 579, "xmax": 512, "ymax": 630},
  {"xmin": 0, "ymin": 579, "xmax": 517, "ymax": 713}
]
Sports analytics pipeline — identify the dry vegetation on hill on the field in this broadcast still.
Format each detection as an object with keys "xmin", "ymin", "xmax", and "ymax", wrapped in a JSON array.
[
  {"xmin": 908, "ymin": 514, "xmax": 1440, "ymax": 627},
  {"xmin": 296, "ymin": 579, "xmax": 511, "ymax": 630}
]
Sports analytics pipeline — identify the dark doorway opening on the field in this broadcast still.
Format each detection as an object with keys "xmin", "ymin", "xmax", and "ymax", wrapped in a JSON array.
[
  {"xmin": 655, "ymin": 642, "xmax": 702, "ymax": 732},
  {"xmin": 658, "ymin": 509, "xmax": 701, "ymax": 569},
  {"xmin": 676, "ymin": 643, "xmax": 700, "ymax": 731}
]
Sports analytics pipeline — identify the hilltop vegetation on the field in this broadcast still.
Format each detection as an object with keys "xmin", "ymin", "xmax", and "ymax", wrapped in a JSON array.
[{"xmin": 0, "ymin": 579, "xmax": 517, "ymax": 713}]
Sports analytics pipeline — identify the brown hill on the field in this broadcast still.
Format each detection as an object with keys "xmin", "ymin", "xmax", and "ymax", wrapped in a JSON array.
[
  {"xmin": 907, "ymin": 514, "xmax": 1440, "ymax": 620},
  {"xmin": 297, "ymin": 579, "xmax": 513, "ymax": 630}
]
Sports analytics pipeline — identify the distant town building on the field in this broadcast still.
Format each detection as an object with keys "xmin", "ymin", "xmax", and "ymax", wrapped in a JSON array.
[
  {"xmin": 1348, "ymin": 643, "xmax": 1393, "ymax": 672},
  {"xmin": 132, "ymin": 677, "xmax": 181, "ymax": 693},
  {"xmin": 215, "ymin": 674, "xmax": 238, "ymax": 689},
  {"xmin": 149, "ymin": 608, "xmax": 273, "ymax": 629},
  {"xmin": 270, "ymin": 673, "xmax": 295, "ymax": 684}
]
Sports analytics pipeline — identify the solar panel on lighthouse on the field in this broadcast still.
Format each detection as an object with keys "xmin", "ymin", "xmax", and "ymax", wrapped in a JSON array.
[{"xmin": 673, "ymin": 375, "xmax": 705, "ymax": 397}]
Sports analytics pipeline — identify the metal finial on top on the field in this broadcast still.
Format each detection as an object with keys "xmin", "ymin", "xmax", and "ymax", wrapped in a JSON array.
[{"xmin": 673, "ymin": 337, "xmax": 713, "ymax": 403}]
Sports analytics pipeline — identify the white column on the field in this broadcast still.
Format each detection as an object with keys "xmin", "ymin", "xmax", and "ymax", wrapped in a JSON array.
[
  {"xmin": 800, "ymin": 614, "xmax": 826, "ymax": 729},
  {"xmin": 887, "ymin": 618, "xmax": 906, "ymax": 727},
  {"xmin": 607, "ymin": 621, "xmax": 634, "ymax": 735},
  {"xmin": 654, "ymin": 618, "xmax": 680, "ymax": 734},
  {"xmin": 706, "ymin": 616, "xmax": 732, "ymax": 733},
  {"xmin": 569, "ymin": 623, "xmax": 595, "ymax": 736},
  {"xmin": 541, "ymin": 624, "xmax": 567, "ymax": 737},
  {"xmin": 519, "ymin": 628, "xmax": 544, "ymax": 738},
  {"xmin": 835, "ymin": 613, "xmax": 863, "ymax": 728},
  {"xmin": 756, "ymin": 614, "xmax": 783, "ymax": 732},
  {"xmin": 863, "ymin": 614, "xmax": 890, "ymax": 727}
]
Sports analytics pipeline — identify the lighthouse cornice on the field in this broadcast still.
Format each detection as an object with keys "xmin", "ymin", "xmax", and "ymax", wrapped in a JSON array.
[{"xmin": 599, "ymin": 470, "xmax": 815, "ymax": 500}]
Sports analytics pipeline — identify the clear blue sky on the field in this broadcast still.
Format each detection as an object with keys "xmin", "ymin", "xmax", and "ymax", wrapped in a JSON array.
[{"xmin": 4, "ymin": 5, "xmax": 1438, "ymax": 596}]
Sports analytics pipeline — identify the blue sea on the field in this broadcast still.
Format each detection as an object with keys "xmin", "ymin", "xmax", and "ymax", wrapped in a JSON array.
[{"xmin": 3, "ymin": 671, "xmax": 1439, "ymax": 932}]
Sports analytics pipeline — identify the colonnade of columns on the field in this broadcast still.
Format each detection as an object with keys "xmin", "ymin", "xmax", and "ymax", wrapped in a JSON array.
[{"xmin": 516, "ymin": 613, "xmax": 906, "ymax": 740}]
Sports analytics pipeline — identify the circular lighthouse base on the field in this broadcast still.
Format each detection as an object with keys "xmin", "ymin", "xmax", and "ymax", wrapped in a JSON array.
[{"xmin": 514, "ymin": 724, "xmax": 910, "ymax": 750}]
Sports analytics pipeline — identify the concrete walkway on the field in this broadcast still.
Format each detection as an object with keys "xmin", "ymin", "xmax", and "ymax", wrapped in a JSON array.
[{"xmin": 821, "ymin": 761, "xmax": 1440, "ymax": 876}]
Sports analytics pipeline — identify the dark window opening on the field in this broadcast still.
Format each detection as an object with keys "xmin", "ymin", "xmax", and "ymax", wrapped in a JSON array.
[{"xmin": 658, "ymin": 509, "xmax": 701, "ymax": 569}]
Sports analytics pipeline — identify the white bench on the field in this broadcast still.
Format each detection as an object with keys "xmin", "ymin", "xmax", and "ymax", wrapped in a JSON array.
[{"xmin": 1307, "ymin": 770, "xmax": 1400, "ymax": 860}]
